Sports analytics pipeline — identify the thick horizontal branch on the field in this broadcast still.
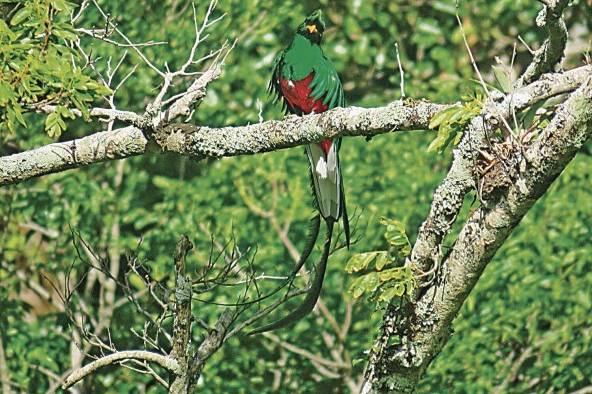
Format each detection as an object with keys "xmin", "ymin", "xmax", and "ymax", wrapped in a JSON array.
[
  {"xmin": 155, "ymin": 99, "xmax": 446, "ymax": 158},
  {"xmin": 0, "ymin": 100, "xmax": 446, "ymax": 186},
  {"xmin": 1, "ymin": 67, "xmax": 589, "ymax": 188},
  {"xmin": 0, "ymin": 126, "xmax": 147, "ymax": 186},
  {"xmin": 62, "ymin": 350, "xmax": 180, "ymax": 389}
]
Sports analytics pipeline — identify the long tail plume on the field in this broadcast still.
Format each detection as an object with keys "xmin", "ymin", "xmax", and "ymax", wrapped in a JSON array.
[{"xmin": 248, "ymin": 219, "xmax": 334, "ymax": 335}]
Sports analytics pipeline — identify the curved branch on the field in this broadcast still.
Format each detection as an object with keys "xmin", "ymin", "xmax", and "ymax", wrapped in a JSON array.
[
  {"xmin": 410, "ymin": 65, "xmax": 591, "ymax": 273},
  {"xmin": 363, "ymin": 76, "xmax": 592, "ymax": 393},
  {"xmin": 62, "ymin": 350, "xmax": 180, "ymax": 389}
]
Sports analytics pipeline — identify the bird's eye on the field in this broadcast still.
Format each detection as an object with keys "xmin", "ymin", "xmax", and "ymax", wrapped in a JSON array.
[{"xmin": 306, "ymin": 24, "xmax": 318, "ymax": 34}]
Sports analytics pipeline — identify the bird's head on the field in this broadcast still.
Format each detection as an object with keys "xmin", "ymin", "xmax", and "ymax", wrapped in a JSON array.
[{"xmin": 297, "ymin": 9, "xmax": 325, "ymax": 45}]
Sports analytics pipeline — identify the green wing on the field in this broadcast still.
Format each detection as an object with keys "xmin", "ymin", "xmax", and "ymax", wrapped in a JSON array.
[
  {"xmin": 269, "ymin": 45, "xmax": 344, "ymax": 113},
  {"xmin": 309, "ymin": 55, "xmax": 345, "ymax": 109},
  {"xmin": 269, "ymin": 49, "xmax": 299, "ymax": 115}
]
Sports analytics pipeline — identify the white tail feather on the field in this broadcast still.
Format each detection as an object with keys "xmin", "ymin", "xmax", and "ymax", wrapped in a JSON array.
[
  {"xmin": 305, "ymin": 142, "xmax": 341, "ymax": 220},
  {"xmin": 316, "ymin": 156, "xmax": 328, "ymax": 179}
]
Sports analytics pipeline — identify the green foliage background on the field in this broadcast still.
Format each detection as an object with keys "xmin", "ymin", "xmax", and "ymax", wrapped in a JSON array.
[{"xmin": 1, "ymin": 0, "xmax": 591, "ymax": 393}]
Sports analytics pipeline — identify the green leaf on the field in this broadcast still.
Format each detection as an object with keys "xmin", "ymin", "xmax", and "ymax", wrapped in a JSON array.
[
  {"xmin": 50, "ymin": 0, "xmax": 73, "ymax": 12},
  {"xmin": 12, "ymin": 103, "xmax": 26, "ymax": 127},
  {"xmin": 427, "ymin": 132, "xmax": 449, "ymax": 153},
  {"xmin": 520, "ymin": 99, "xmax": 547, "ymax": 128},
  {"xmin": 429, "ymin": 106, "xmax": 459, "ymax": 129},
  {"xmin": 87, "ymin": 81, "xmax": 112, "ymax": 96},
  {"xmin": 0, "ymin": 81, "xmax": 14, "ymax": 105},
  {"xmin": 345, "ymin": 252, "xmax": 381, "ymax": 273},
  {"xmin": 492, "ymin": 65, "xmax": 511, "ymax": 93},
  {"xmin": 349, "ymin": 272, "xmax": 379, "ymax": 299},
  {"xmin": 378, "ymin": 267, "xmax": 406, "ymax": 282},
  {"xmin": 374, "ymin": 252, "xmax": 391, "ymax": 271},
  {"xmin": 45, "ymin": 110, "xmax": 65, "ymax": 138},
  {"xmin": 378, "ymin": 283, "xmax": 406, "ymax": 301},
  {"xmin": 0, "ymin": 19, "xmax": 18, "ymax": 41},
  {"xmin": 53, "ymin": 28, "xmax": 78, "ymax": 42},
  {"xmin": 381, "ymin": 218, "xmax": 410, "ymax": 248},
  {"xmin": 5, "ymin": 108, "xmax": 16, "ymax": 133},
  {"xmin": 10, "ymin": 7, "xmax": 31, "ymax": 26},
  {"xmin": 427, "ymin": 95, "xmax": 483, "ymax": 153}
]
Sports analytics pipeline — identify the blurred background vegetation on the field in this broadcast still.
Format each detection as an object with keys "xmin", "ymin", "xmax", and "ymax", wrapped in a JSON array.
[{"xmin": 1, "ymin": 0, "xmax": 591, "ymax": 392}]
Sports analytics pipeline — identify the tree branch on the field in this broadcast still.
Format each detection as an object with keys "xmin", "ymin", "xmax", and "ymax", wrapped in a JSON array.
[
  {"xmin": 0, "ymin": 125, "xmax": 147, "ymax": 186},
  {"xmin": 410, "ymin": 65, "xmax": 591, "ymax": 273},
  {"xmin": 0, "ymin": 337, "xmax": 12, "ymax": 394},
  {"xmin": 168, "ymin": 235, "xmax": 194, "ymax": 394},
  {"xmin": 4, "ymin": 65, "xmax": 589, "ymax": 188},
  {"xmin": 262, "ymin": 332, "xmax": 346, "ymax": 370},
  {"xmin": 517, "ymin": 0, "xmax": 569, "ymax": 86},
  {"xmin": 188, "ymin": 309, "xmax": 235, "ymax": 383},
  {"xmin": 362, "ymin": 76, "xmax": 592, "ymax": 393},
  {"xmin": 62, "ymin": 350, "xmax": 181, "ymax": 389},
  {"xmin": 0, "ymin": 99, "xmax": 447, "ymax": 186}
]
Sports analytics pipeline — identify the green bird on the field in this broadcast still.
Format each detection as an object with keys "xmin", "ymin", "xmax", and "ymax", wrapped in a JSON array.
[{"xmin": 250, "ymin": 10, "xmax": 350, "ymax": 334}]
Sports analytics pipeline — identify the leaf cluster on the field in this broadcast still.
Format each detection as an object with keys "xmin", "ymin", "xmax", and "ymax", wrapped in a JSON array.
[
  {"xmin": 427, "ymin": 92, "xmax": 484, "ymax": 153},
  {"xmin": 0, "ymin": 0, "xmax": 110, "ymax": 138},
  {"xmin": 346, "ymin": 218, "xmax": 415, "ymax": 306}
]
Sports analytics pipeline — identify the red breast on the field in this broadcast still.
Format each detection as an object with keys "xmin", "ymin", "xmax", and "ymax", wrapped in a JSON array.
[
  {"xmin": 279, "ymin": 74, "xmax": 332, "ymax": 155},
  {"xmin": 279, "ymin": 74, "xmax": 328, "ymax": 115}
]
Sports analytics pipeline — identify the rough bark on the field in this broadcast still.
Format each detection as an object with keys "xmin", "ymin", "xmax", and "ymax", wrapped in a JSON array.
[
  {"xmin": 361, "ymin": 76, "xmax": 592, "ymax": 394},
  {"xmin": 358, "ymin": 4, "xmax": 588, "ymax": 390},
  {"xmin": 517, "ymin": 0, "xmax": 570, "ymax": 86},
  {"xmin": 409, "ymin": 65, "xmax": 591, "ymax": 274},
  {"xmin": 0, "ymin": 100, "xmax": 446, "ymax": 186},
  {"xmin": 2, "ymin": 66, "xmax": 589, "ymax": 187},
  {"xmin": 169, "ymin": 236, "xmax": 194, "ymax": 394}
]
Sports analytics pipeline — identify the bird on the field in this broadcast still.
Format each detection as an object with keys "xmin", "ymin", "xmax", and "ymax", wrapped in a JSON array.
[{"xmin": 249, "ymin": 9, "xmax": 350, "ymax": 334}]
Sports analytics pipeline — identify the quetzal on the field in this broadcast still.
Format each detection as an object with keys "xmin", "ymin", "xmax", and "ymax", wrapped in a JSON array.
[{"xmin": 250, "ymin": 10, "xmax": 349, "ymax": 334}]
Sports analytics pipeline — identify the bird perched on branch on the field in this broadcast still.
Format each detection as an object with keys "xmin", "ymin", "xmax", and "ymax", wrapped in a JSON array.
[{"xmin": 250, "ymin": 9, "xmax": 350, "ymax": 334}]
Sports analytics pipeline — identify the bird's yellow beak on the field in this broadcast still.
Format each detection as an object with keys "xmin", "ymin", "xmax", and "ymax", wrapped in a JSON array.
[{"xmin": 306, "ymin": 24, "xmax": 318, "ymax": 34}]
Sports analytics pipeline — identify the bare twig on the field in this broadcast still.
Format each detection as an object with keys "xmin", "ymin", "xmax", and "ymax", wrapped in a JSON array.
[
  {"xmin": 394, "ymin": 42, "xmax": 406, "ymax": 99},
  {"xmin": 89, "ymin": 0, "xmax": 164, "ymax": 77},
  {"xmin": 455, "ymin": 13, "xmax": 489, "ymax": 96},
  {"xmin": 224, "ymin": 288, "xmax": 308, "ymax": 340},
  {"xmin": 263, "ymin": 332, "xmax": 346, "ymax": 370}
]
